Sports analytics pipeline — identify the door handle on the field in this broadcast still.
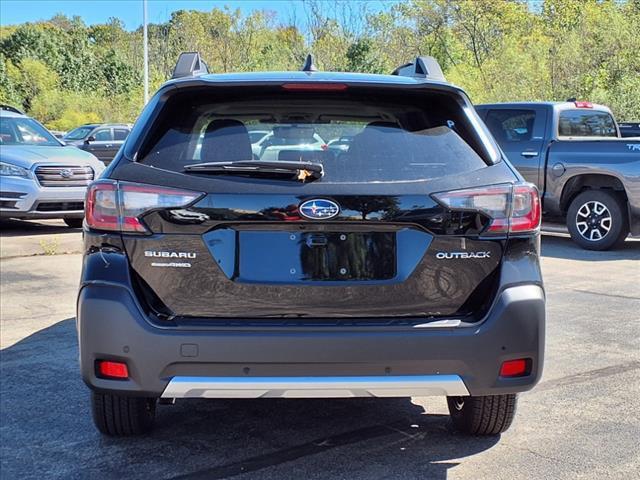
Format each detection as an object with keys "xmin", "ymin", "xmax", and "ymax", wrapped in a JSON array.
[{"xmin": 521, "ymin": 151, "xmax": 538, "ymax": 157}]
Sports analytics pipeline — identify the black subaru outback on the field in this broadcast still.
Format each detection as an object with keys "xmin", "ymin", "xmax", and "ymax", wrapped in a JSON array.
[{"xmin": 78, "ymin": 53, "xmax": 545, "ymax": 437}]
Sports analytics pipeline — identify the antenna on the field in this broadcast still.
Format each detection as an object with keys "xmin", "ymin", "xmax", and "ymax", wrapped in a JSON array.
[{"xmin": 302, "ymin": 54, "xmax": 318, "ymax": 72}]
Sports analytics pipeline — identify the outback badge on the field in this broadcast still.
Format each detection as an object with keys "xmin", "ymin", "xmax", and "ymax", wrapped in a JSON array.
[
  {"xmin": 299, "ymin": 199, "xmax": 340, "ymax": 220},
  {"xmin": 436, "ymin": 251, "xmax": 491, "ymax": 259}
]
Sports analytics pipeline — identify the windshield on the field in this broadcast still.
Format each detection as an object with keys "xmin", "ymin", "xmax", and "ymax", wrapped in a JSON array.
[
  {"xmin": 139, "ymin": 88, "xmax": 488, "ymax": 183},
  {"xmin": 558, "ymin": 110, "xmax": 617, "ymax": 137},
  {"xmin": 64, "ymin": 126, "xmax": 94, "ymax": 140},
  {"xmin": 0, "ymin": 116, "xmax": 60, "ymax": 146}
]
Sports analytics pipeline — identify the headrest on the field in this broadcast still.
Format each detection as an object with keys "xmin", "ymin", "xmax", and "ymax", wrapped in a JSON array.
[{"xmin": 200, "ymin": 119, "xmax": 253, "ymax": 162}]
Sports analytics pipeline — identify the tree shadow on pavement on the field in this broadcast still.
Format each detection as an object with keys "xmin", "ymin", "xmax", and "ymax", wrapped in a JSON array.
[
  {"xmin": 541, "ymin": 234, "xmax": 640, "ymax": 262},
  {"xmin": 1, "ymin": 319, "xmax": 499, "ymax": 480}
]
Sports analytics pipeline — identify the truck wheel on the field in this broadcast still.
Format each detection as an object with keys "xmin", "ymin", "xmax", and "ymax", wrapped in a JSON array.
[
  {"xmin": 447, "ymin": 394, "xmax": 517, "ymax": 435},
  {"xmin": 566, "ymin": 190, "xmax": 628, "ymax": 250},
  {"xmin": 91, "ymin": 392, "xmax": 157, "ymax": 436},
  {"xmin": 63, "ymin": 217, "xmax": 83, "ymax": 228}
]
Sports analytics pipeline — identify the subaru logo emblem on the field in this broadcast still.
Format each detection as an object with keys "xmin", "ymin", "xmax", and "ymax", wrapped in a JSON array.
[
  {"xmin": 59, "ymin": 169, "xmax": 74, "ymax": 179},
  {"xmin": 299, "ymin": 199, "xmax": 340, "ymax": 220}
]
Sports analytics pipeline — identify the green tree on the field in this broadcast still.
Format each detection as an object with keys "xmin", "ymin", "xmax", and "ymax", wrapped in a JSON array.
[
  {"xmin": 0, "ymin": 53, "xmax": 23, "ymax": 107},
  {"xmin": 6, "ymin": 57, "xmax": 58, "ymax": 110},
  {"xmin": 345, "ymin": 38, "xmax": 384, "ymax": 73},
  {"xmin": 0, "ymin": 2, "xmax": 638, "ymax": 127}
]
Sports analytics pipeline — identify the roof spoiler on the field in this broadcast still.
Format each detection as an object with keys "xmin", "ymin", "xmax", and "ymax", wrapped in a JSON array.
[
  {"xmin": 172, "ymin": 52, "xmax": 209, "ymax": 79},
  {"xmin": 391, "ymin": 57, "xmax": 446, "ymax": 82}
]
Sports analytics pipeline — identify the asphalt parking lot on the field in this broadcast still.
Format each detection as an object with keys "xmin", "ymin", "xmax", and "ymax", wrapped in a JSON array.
[{"xmin": 1, "ymin": 220, "xmax": 639, "ymax": 480}]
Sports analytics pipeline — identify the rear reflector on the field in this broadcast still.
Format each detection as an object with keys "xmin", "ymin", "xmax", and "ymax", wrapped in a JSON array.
[
  {"xmin": 432, "ymin": 183, "xmax": 541, "ymax": 235},
  {"xmin": 574, "ymin": 101, "xmax": 593, "ymax": 108},
  {"xmin": 282, "ymin": 83, "xmax": 348, "ymax": 92},
  {"xmin": 85, "ymin": 180, "xmax": 202, "ymax": 234},
  {"xmin": 97, "ymin": 360, "xmax": 129, "ymax": 379},
  {"xmin": 500, "ymin": 359, "xmax": 530, "ymax": 378}
]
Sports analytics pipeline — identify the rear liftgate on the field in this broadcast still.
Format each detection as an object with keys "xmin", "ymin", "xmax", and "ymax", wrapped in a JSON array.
[{"xmin": 85, "ymin": 181, "xmax": 539, "ymax": 320}]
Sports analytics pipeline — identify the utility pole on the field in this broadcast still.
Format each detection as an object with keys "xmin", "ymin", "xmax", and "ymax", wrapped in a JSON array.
[{"xmin": 143, "ymin": 0, "xmax": 149, "ymax": 104}]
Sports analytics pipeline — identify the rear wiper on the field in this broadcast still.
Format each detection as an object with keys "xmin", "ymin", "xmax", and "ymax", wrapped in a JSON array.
[{"xmin": 184, "ymin": 161, "xmax": 323, "ymax": 182}]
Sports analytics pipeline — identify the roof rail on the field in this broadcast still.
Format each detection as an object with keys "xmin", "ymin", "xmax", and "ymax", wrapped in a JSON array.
[
  {"xmin": 391, "ymin": 57, "xmax": 446, "ymax": 82},
  {"xmin": 172, "ymin": 52, "xmax": 209, "ymax": 79},
  {"xmin": 0, "ymin": 104, "xmax": 24, "ymax": 114}
]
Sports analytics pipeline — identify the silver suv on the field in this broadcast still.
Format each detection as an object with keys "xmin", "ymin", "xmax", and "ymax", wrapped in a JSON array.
[{"xmin": 0, "ymin": 109, "xmax": 105, "ymax": 227}]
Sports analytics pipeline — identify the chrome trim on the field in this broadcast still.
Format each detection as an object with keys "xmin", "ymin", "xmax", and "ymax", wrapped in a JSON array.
[
  {"xmin": 414, "ymin": 319, "xmax": 462, "ymax": 328},
  {"xmin": 34, "ymin": 165, "xmax": 94, "ymax": 187},
  {"xmin": 161, "ymin": 375, "xmax": 470, "ymax": 399},
  {"xmin": 521, "ymin": 151, "xmax": 539, "ymax": 157}
]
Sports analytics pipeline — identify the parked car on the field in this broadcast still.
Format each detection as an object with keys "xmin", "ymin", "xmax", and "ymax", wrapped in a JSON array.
[
  {"xmin": 63, "ymin": 123, "xmax": 132, "ymax": 165},
  {"xmin": 327, "ymin": 135, "xmax": 355, "ymax": 152},
  {"xmin": 251, "ymin": 127, "xmax": 326, "ymax": 160},
  {"xmin": 0, "ymin": 104, "xmax": 23, "ymax": 114},
  {"xmin": 248, "ymin": 129, "xmax": 270, "ymax": 144},
  {"xmin": 49, "ymin": 130, "xmax": 67, "ymax": 140},
  {"xmin": 78, "ymin": 53, "xmax": 544, "ymax": 437},
  {"xmin": 619, "ymin": 122, "xmax": 640, "ymax": 138},
  {"xmin": 0, "ymin": 109, "xmax": 105, "ymax": 227},
  {"xmin": 476, "ymin": 101, "xmax": 640, "ymax": 250}
]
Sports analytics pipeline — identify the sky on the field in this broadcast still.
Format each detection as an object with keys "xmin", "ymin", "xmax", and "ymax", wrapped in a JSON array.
[{"xmin": 0, "ymin": 0, "xmax": 398, "ymax": 30}]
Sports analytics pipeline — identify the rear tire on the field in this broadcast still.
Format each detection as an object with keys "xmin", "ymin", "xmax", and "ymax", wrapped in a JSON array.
[
  {"xmin": 447, "ymin": 394, "xmax": 517, "ymax": 435},
  {"xmin": 91, "ymin": 392, "xmax": 157, "ymax": 436},
  {"xmin": 63, "ymin": 217, "xmax": 83, "ymax": 228},
  {"xmin": 566, "ymin": 190, "xmax": 628, "ymax": 250}
]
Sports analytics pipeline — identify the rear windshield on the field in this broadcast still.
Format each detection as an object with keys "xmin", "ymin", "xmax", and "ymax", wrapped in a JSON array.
[
  {"xmin": 558, "ymin": 110, "xmax": 617, "ymax": 137},
  {"xmin": 139, "ymin": 87, "xmax": 488, "ymax": 183}
]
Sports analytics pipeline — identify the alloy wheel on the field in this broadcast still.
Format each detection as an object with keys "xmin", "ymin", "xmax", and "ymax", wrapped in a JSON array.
[{"xmin": 576, "ymin": 200, "xmax": 612, "ymax": 241}]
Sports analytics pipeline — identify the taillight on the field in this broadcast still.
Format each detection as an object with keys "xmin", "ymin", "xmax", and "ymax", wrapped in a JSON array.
[
  {"xmin": 85, "ymin": 180, "xmax": 202, "ymax": 234},
  {"xmin": 85, "ymin": 181, "xmax": 118, "ymax": 231},
  {"xmin": 282, "ymin": 83, "xmax": 348, "ymax": 92},
  {"xmin": 432, "ymin": 183, "xmax": 540, "ymax": 235},
  {"xmin": 510, "ymin": 185, "xmax": 541, "ymax": 233},
  {"xmin": 574, "ymin": 101, "xmax": 593, "ymax": 108}
]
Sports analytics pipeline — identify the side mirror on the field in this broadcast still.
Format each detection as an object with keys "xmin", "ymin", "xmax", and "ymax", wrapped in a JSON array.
[{"xmin": 85, "ymin": 135, "xmax": 96, "ymax": 144}]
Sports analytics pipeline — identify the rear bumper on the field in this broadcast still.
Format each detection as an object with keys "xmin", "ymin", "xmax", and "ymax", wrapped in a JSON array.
[{"xmin": 77, "ymin": 279, "xmax": 545, "ymax": 398}]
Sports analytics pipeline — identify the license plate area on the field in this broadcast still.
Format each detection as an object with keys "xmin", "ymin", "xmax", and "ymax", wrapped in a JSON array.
[{"xmin": 238, "ymin": 231, "xmax": 396, "ymax": 282}]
